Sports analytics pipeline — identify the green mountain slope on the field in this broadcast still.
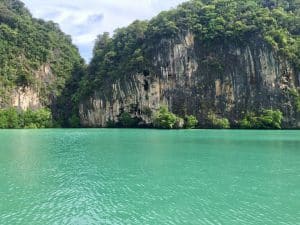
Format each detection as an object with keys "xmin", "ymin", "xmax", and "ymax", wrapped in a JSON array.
[{"xmin": 0, "ymin": 0, "xmax": 84, "ymax": 127}]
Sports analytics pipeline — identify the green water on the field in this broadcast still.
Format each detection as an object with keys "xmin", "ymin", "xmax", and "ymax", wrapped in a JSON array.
[{"xmin": 0, "ymin": 129, "xmax": 299, "ymax": 225}]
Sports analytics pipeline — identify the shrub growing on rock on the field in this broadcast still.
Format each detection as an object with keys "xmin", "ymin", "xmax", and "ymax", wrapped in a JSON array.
[
  {"xmin": 289, "ymin": 88, "xmax": 300, "ymax": 113},
  {"xmin": 239, "ymin": 109, "xmax": 283, "ymax": 129},
  {"xmin": 153, "ymin": 106, "xmax": 182, "ymax": 129},
  {"xmin": 175, "ymin": 117, "xmax": 185, "ymax": 129},
  {"xmin": 207, "ymin": 112, "xmax": 230, "ymax": 129},
  {"xmin": 184, "ymin": 115, "xmax": 198, "ymax": 129}
]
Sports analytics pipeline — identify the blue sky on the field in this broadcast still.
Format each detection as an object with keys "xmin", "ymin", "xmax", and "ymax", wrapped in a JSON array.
[{"xmin": 22, "ymin": 0, "xmax": 186, "ymax": 62}]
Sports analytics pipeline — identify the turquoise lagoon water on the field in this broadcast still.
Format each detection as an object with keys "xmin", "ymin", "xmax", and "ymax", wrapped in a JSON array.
[{"xmin": 0, "ymin": 129, "xmax": 299, "ymax": 224}]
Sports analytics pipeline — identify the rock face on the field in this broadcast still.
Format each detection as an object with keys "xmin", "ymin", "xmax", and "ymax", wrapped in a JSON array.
[
  {"xmin": 1, "ymin": 64, "xmax": 55, "ymax": 110},
  {"xmin": 11, "ymin": 87, "xmax": 41, "ymax": 111},
  {"xmin": 79, "ymin": 32, "xmax": 300, "ymax": 128}
]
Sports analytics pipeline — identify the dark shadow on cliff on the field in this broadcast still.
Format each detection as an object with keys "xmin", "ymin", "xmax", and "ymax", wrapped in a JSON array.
[{"xmin": 52, "ymin": 60, "xmax": 87, "ymax": 128}]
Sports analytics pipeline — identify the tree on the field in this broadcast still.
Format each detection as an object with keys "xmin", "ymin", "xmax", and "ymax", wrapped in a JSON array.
[
  {"xmin": 153, "ymin": 106, "xmax": 182, "ymax": 129},
  {"xmin": 184, "ymin": 115, "xmax": 198, "ymax": 129}
]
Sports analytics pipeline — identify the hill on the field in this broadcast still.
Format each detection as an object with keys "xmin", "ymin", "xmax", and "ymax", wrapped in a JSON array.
[
  {"xmin": 78, "ymin": 0, "xmax": 300, "ymax": 128},
  {"xmin": 0, "ymin": 0, "xmax": 84, "ymax": 128}
]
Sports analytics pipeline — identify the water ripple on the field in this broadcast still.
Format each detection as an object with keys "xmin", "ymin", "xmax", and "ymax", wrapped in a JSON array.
[{"xmin": 0, "ymin": 129, "xmax": 300, "ymax": 224}]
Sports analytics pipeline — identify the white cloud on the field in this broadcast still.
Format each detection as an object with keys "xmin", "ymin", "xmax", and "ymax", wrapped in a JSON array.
[{"xmin": 22, "ymin": 0, "xmax": 186, "ymax": 61}]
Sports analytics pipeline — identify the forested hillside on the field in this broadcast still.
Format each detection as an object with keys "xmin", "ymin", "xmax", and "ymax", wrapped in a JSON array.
[{"xmin": 0, "ymin": 0, "xmax": 84, "ymax": 127}]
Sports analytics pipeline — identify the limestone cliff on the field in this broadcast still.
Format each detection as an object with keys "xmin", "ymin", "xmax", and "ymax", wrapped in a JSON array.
[
  {"xmin": 79, "ymin": 31, "xmax": 300, "ymax": 128},
  {"xmin": 1, "ymin": 64, "xmax": 54, "ymax": 110}
]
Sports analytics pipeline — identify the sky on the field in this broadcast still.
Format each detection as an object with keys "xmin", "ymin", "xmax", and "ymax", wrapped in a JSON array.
[{"xmin": 22, "ymin": 0, "xmax": 186, "ymax": 62}]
